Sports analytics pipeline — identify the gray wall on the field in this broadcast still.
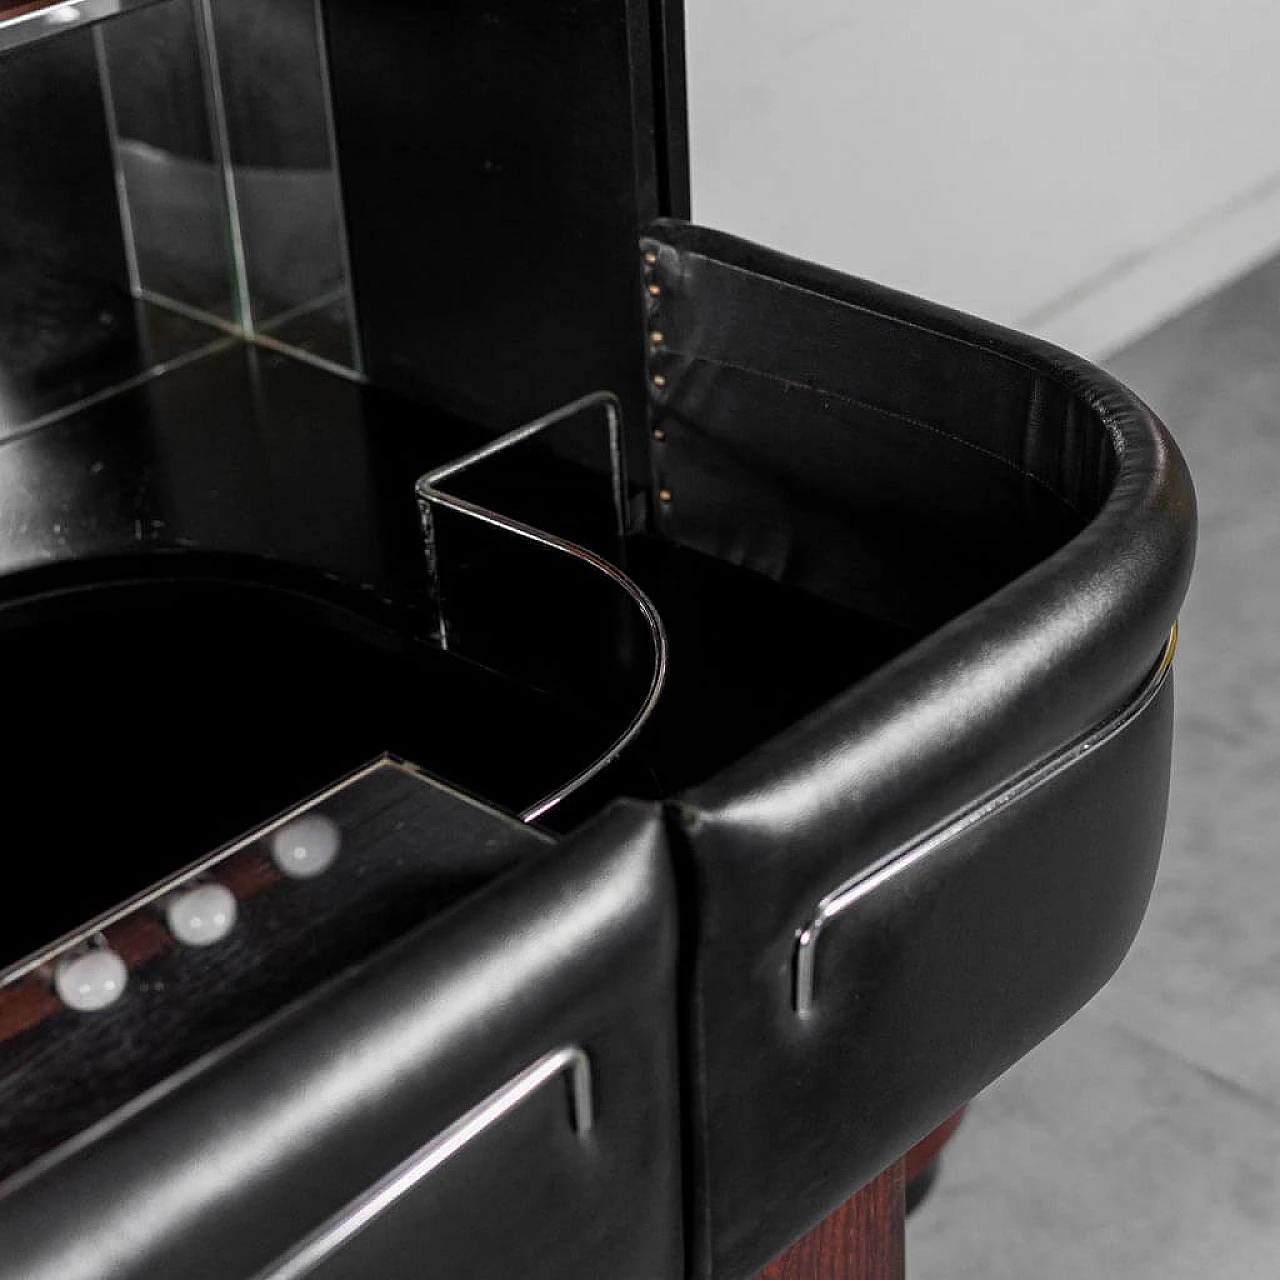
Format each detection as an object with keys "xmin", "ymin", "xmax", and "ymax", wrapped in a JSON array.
[{"xmin": 686, "ymin": 0, "xmax": 1280, "ymax": 357}]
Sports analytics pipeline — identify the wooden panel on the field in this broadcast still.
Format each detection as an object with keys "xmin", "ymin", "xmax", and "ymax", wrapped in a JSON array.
[
  {"xmin": 0, "ymin": 2, "xmax": 58, "ymax": 20},
  {"xmin": 757, "ymin": 1159, "xmax": 905, "ymax": 1280},
  {"xmin": 906, "ymin": 1108, "xmax": 966, "ymax": 1184}
]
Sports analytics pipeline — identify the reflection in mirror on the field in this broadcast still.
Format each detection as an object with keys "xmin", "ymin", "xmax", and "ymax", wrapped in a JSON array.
[
  {"xmin": 98, "ymin": 0, "xmax": 240, "ymax": 322},
  {"xmin": 0, "ymin": 0, "xmax": 360, "ymax": 438},
  {"xmin": 206, "ymin": 0, "xmax": 360, "ymax": 372},
  {"xmin": 0, "ymin": 18, "xmax": 230, "ymax": 438}
]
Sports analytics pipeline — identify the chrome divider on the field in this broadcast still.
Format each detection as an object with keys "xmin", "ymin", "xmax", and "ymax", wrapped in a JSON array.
[{"xmin": 416, "ymin": 391, "xmax": 668, "ymax": 824}]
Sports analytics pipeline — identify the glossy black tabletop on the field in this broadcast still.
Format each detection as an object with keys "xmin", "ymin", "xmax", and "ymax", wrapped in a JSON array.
[{"xmin": 0, "ymin": 337, "xmax": 918, "ymax": 994}]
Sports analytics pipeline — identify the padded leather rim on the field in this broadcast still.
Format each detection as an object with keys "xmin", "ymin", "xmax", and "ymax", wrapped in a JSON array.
[
  {"xmin": 793, "ymin": 623, "xmax": 1178, "ymax": 1016},
  {"xmin": 653, "ymin": 217, "xmax": 1197, "ymax": 847}
]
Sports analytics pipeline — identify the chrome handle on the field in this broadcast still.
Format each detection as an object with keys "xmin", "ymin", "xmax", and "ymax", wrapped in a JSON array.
[
  {"xmin": 258, "ymin": 1045, "xmax": 594, "ymax": 1279},
  {"xmin": 793, "ymin": 627, "xmax": 1178, "ymax": 1017}
]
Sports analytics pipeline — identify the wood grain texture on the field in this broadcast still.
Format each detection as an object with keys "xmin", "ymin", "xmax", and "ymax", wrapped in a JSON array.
[
  {"xmin": 0, "ymin": 1, "xmax": 61, "ymax": 20},
  {"xmin": 0, "ymin": 852, "xmax": 276, "ymax": 1046},
  {"xmin": 756, "ymin": 1159, "xmax": 905, "ymax": 1280},
  {"xmin": 906, "ymin": 1108, "xmax": 966, "ymax": 1184}
]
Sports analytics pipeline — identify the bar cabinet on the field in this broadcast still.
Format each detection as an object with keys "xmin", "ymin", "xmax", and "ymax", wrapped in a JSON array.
[{"xmin": 0, "ymin": 1, "xmax": 1195, "ymax": 1276}]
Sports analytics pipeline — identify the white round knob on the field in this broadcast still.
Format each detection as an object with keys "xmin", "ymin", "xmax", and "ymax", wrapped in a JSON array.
[
  {"xmin": 165, "ymin": 883, "xmax": 238, "ymax": 947},
  {"xmin": 269, "ymin": 813, "xmax": 342, "ymax": 880},
  {"xmin": 55, "ymin": 948, "xmax": 128, "ymax": 1012}
]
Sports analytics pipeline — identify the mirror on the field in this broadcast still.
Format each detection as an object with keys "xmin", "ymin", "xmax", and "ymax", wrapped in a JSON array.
[{"xmin": 0, "ymin": 0, "xmax": 360, "ymax": 439}]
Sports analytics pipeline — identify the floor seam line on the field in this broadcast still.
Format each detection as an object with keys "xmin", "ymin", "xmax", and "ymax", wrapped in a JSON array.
[{"xmin": 1085, "ymin": 1004, "xmax": 1280, "ymax": 1119}]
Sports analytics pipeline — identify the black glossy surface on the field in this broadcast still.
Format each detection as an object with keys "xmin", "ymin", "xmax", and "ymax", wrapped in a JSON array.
[
  {"xmin": 322, "ymin": 0, "xmax": 658, "ymax": 473},
  {"xmin": 0, "ymin": 342, "xmax": 479, "ymax": 584},
  {"xmin": 0, "ymin": 28, "xmax": 204, "ymax": 434},
  {"xmin": 0, "ymin": 18, "xmax": 235, "ymax": 433},
  {"xmin": 0, "ymin": 575, "xmax": 604, "ymax": 968},
  {"xmin": 626, "ymin": 536, "xmax": 914, "ymax": 793},
  {"xmin": 0, "ymin": 28, "xmax": 126, "ymax": 321},
  {"xmin": 650, "ymin": 0, "xmax": 691, "ymax": 217},
  {"xmin": 0, "ymin": 342, "xmax": 620, "ymax": 957},
  {"xmin": 0, "ymin": 342, "xmax": 914, "ymax": 966},
  {"xmin": 207, "ymin": 0, "xmax": 355, "ymax": 357},
  {"xmin": 0, "ymin": 294, "xmax": 227, "ymax": 439}
]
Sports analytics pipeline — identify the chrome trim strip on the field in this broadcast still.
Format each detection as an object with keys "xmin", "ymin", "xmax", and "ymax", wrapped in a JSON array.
[
  {"xmin": 793, "ymin": 625, "xmax": 1179, "ymax": 1016},
  {"xmin": 256, "ymin": 1046, "xmax": 593, "ymax": 1280},
  {"xmin": 416, "ymin": 392, "xmax": 668, "ymax": 824}
]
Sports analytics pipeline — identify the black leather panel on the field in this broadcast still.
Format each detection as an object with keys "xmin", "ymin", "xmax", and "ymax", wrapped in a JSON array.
[
  {"xmin": 643, "ymin": 223, "xmax": 1195, "ymax": 1278},
  {"xmin": 680, "ymin": 674, "xmax": 1175, "ymax": 1279},
  {"xmin": 0, "ymin": 802, "xmax": 683, "ymax": 1280}
]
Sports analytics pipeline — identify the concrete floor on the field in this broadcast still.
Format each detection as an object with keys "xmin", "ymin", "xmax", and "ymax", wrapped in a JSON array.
[{"xmin": 908, "ymin": 256, "xmax": 1280, "ymax": 1277}]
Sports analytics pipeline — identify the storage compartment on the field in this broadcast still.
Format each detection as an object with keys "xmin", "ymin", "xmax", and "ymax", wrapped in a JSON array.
[{"xmin": 0, "ymin": 342, "xmax": 923, "ymax": 975}]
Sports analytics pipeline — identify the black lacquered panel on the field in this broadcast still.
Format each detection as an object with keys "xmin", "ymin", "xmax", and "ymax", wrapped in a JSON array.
[{"xmin": 322, "ymin": 0, "xmax": 656, "ymax": 467}]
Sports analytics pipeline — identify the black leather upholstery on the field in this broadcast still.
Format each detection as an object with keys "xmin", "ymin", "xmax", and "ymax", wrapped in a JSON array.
[
  {"xmin": 642, "ymin": 221, "xmax": 1196, "ymax": 1277},
  {"xmin": 0, "ymin": 7, "xmax": 1199, "ymax": 1269},
  {"xmin": 0, "ymin": 222, "xmax": 1196, "ymax": 1280},
  {"xmin": 0, "ymin": 801, "xmax": 683, "ymax": 1280}
]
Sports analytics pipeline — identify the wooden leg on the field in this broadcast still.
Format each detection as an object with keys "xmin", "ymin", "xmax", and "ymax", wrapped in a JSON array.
[
  {"xmin": 755, "ymin": 1159, "xmax": 905, "ymax": 1280},
  {"xmin": 905, "ymin": 1107, "xmax": 966, "ymax": 1214}
]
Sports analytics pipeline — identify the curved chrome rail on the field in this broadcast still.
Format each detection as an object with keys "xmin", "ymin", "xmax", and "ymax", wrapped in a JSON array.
[
  {"xmin": 793, "ymin": 624, "xmax": 1179, "ymax": 1016},
  {"xmin": 415, "ymin": 391, "xmax": 669, "ymax": 824},
  {"xmin": 256, "ymin": 1045, "xmax": 593, "ymax": 1279}
]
